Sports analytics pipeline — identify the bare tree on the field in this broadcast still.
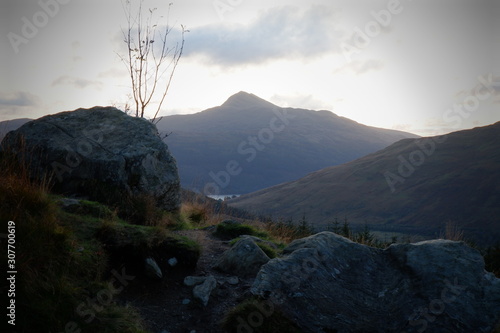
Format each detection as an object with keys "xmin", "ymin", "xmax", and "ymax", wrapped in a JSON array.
[{"xmin": 119, "ymin": 0, "xmax": 186, "ymax": 123}]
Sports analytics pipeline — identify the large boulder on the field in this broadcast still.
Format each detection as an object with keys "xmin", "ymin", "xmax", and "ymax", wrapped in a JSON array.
[
  {"xmin": 251, "ymin": 232, "xmax": 500, "ymax": 333},
  {"xmin": 1, "ymin": 107, "xmax": 180, "ymax": 212}
]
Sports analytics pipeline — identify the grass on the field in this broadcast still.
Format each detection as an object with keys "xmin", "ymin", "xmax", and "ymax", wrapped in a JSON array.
[
  {"xmin": 222, "ymin": 297, "xmax": 302, "ymax": 333},
  {"xmin": 0, "ymin": 156, "xmax": 148, "ymax": 333},
  {"xmin": 3, "ymin": 139, "xmax": 498, "ymax": 332},
  {"xmin": 214, "ymin": 220, "xmax": 269, "ymax": 240},
  {"xmin": 0, "ymin": 148, "xmax": 198, "ymax": 332},
  {"xmin": 229, "ymin": 237, "xmax": 279, "ymax": 259}
]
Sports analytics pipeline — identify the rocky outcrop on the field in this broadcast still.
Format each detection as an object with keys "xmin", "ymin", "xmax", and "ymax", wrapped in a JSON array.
[
  {"xmin": 1, "ymin": 107, "xmax": 180, "ymax": 212},
  {"xmin": 251, "ymin": 232, "xmax": 500, "ymax": 333},
  {"xmin": 214, "ymin": 237, "xmax": 270, "ymax": 277}
]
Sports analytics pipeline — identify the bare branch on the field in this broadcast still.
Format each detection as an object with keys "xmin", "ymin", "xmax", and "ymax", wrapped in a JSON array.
[{"xmin": 119, "ymin": 0, "xmax": 184, "ymax": 122}]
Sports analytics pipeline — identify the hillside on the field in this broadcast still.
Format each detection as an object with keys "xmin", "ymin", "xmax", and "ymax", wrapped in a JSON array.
[
  {"xmin": 157, "ymin": 92, "xmax": 418, "ymax": 194},
  {"xmin": 0, "ymin": 93, "xmax": 417, "ymax": 195},
  {"xmin": 1, "ymin": 110, "xmax": 499, "ymax": 332},
  {"xmin": 228, "ymin": 122, "xmax": 500, "ymax": 243},
  {"xmin": 0, "ymin": 118, "xmax": 31, "ymax": 140}
]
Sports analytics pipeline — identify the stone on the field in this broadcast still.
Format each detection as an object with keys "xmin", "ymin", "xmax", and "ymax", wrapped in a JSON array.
[
  {"xmin": 214, "ymin": 237, "xmax": 270, "ymax": 277},
  {"xmin": 240, "ymin": 235, "xmax": 278, "ymax": 249},
  {"xmin": 184, "ymin": 276, "xmax": 208, "ymax": 287},
  {"xmin": 251, "ymin": 231, "xmax": 500, "ymax": 333},
  {"xmin": 182, "ymin": 299, "xmax": 191, "ymax": 305},
  {"xmin": 144, "ymin": 257, "xmax": 162, "ymax": 280},
  {"xmin": 226, "ymin": 276, "xmax": 239, "ymax": 285},
  {"xmin": 193, "ymin": 275, "xmax": 217, "ymax": 306},
  {"xmin": 167, "ymin": 257, "xmax": 178, "ymax": 267},
  {"xmin": 1, "ymin": 107, "xmax": 180, "ymax": 212}
]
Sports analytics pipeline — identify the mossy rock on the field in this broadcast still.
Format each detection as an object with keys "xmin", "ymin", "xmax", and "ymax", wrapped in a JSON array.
[
  {"xmin": 215, "ymin": 220, "xmax": 268, "ymax": 240},
  {"xmin": 58, "ymin": 198, "xmax": 115, "ymax": 219},
  {"xmin": 229, "ymin": 236, "xmax": 279, "ymax": 259}
]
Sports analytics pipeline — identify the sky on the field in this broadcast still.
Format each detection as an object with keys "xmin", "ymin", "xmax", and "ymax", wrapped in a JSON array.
[{"xmin": 0, "ymin": 0, "xmax": 499, "ymax": 136}]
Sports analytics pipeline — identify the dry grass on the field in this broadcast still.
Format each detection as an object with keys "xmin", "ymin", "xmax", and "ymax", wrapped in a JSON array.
[
  {"xmin": 442, "ymin": 221, "xmax": 465, "ymax": 241},
  {"xmin": 246, "ymin": 219, "xmax": 313, "ymax": 245},
  {"xmin": 0, "ymin": 141, "xmax": 148, "ymax": 333},
  {"xmin": 180, "ymin": 200, "xmax": 224, "ymax": 227}
]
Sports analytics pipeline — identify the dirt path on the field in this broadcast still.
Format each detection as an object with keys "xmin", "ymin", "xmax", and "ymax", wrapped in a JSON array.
[{"xmin": 119, "ymin": 228, "xmax": 255, "ymax": 333}]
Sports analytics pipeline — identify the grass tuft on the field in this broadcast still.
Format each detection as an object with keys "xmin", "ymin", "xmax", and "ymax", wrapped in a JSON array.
[
  {"xmin": 214, "ymin": 220, "xmax": 269, "ymax": 240},
  {"xmin": 222, "ymin": 297, "xmax": 302, "ymax": 333}
]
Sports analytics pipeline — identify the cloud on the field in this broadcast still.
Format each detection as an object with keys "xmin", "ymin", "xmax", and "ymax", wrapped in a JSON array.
[
  {"xmin": 98, "ymin": 67, "xmax": 127, "ymax": 79},
  {"xmin": 492, "ymin": 75, "xmax": 500, "ymax": 104},
  {"xmin": 333, "ymin": 59, "xmax": 384, "ymax": 75},
  {"xmin": 183, "ymin": 5, "xmax": 344, "ymax": 66},
  {"xmin": 270, "ymin": 93, "xmax": 333, "ymax": 111},
  {"xmin": 454, "ymin": 74, "xmax": 500, "ymax": 104},
  {"xmin": 51, "ymin": 76, "xmax": 102, "ymax": 89},
  {"xmin": 0, "ymin": 91, "xmax": 40, "ymax": 107},
  {"xmin": 0, "ymin": 91, "xmax": 41, "ymax": 121},
  {"xmin": 351, "ymin": 60, "xmax": 384, "ymax": 74}
]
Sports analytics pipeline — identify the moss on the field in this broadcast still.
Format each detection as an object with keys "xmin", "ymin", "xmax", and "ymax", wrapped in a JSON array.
[
  {"xmin": 61, "ymin": 199, "xmax": 116, "ymax": 219},
  {"xmin": 257, "ymin": 242, "xmax": 278, "ymax": 259},
  {"xmin": 215, "ymin": 221, "xmax": 269, "ymax": 240},
  {"xmin": 229, "ymin": 238, "xmax": 279, "ymax": 259},
  {"xmin": 222, "ymin": 297, "xmax": 301, "ymax": 333}
]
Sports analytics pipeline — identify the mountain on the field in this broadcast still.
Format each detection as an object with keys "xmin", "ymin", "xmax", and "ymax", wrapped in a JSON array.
[
  {"xmin": 228, "ymin": 122, "xmax": 500, "ymax": 243},
  {"xmin": 0, "ymin": 118, "xmax": 32, "ymax": 140},
  {"xmin": 157, "ymin": 91, "xmax": 418, "ymax": 194},
  {"xmin": 0, "ymin": 93, "xmax": 418, "ymax": 195}
]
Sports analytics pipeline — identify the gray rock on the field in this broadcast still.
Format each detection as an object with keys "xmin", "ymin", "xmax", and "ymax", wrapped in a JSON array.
[
  {"xmin": 251, "ymin": 232, "xmax": 500, "ymax": 333},
  {"xmin": 144, "ymin": 257, "xmax": 162, "ymax": 280},
  {"xmin": 57, "ymin": 198, "xmax": 81, "ymax": 208},
  {"xmin": 193, "ymin": 275, "xmax": 217, "ymax": 306},
  {"xmin": 167, "ymin": 257, "xmax": 178, "ymax": 267},
  {"xmin": 226, "ymin": 276, "xmax": 239, "ymax": 285},
  {"xmin": 1, "ymin": 107, "xmax": 180, "ymax": 212},
  {"xmin": 182, "ymin": 298, "xmax": 191, "ymax": 305},
  {"xmin": 240, "ymin": 235, "xmax": 278, "ymax": 249},
  {"xmin": 184, "ymin": 276, "xmax": 208, "ymax": 287},
  {"xmin": 214, "ymin": 238, "xmax": 270, "ymax": 277}
]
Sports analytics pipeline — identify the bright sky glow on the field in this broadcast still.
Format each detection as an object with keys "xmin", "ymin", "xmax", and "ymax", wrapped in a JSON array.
[{"xmin": 1, "ymin": 0, "xmax": 499, "ymax": 136}]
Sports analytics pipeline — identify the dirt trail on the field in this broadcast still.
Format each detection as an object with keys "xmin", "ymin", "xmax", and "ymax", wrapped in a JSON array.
[{"xmin": 119, "ymin": 228, "xmax": 254, "ymax": 333}]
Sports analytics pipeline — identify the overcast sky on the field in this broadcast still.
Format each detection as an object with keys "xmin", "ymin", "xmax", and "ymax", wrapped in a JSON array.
[{"xmin": 1, "ymin": 0, "xmax": 499, "ymax": 136}]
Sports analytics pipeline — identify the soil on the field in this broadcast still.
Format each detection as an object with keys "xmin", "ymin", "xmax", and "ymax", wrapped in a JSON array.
[{"xmin": 118, "ymin": 228, "xmax": 256, "ymax": 333}]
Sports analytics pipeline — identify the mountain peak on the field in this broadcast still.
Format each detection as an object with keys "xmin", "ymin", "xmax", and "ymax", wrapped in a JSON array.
[{"xmin": 222, "ymin": 91, "xmax": 277, "ymax": 109}]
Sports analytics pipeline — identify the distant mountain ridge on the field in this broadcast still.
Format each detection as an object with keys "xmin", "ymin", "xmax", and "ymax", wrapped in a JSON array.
[
  {"xmin": 228, "ymin": 122, "xmax": 500, "ymax": 243},
  {"xmin": 0, "ymin": 92, "xmax": 419, "ymax": 194},
  {"xmin": 157, "ymin": 91, "xmax": 418, "ymax": 194}
]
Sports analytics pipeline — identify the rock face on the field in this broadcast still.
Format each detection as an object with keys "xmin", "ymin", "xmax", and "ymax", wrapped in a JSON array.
[
  {"xmin": 214, "ymin": 238, "xmax": 270, "ymax": 277},
  {"xmin": 1, "ymin": 107, "xmax": 180, "ymax": 212},
  {"xmin": 251, "ymin": 232, "xmax": 500, "ymax": 333}
]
